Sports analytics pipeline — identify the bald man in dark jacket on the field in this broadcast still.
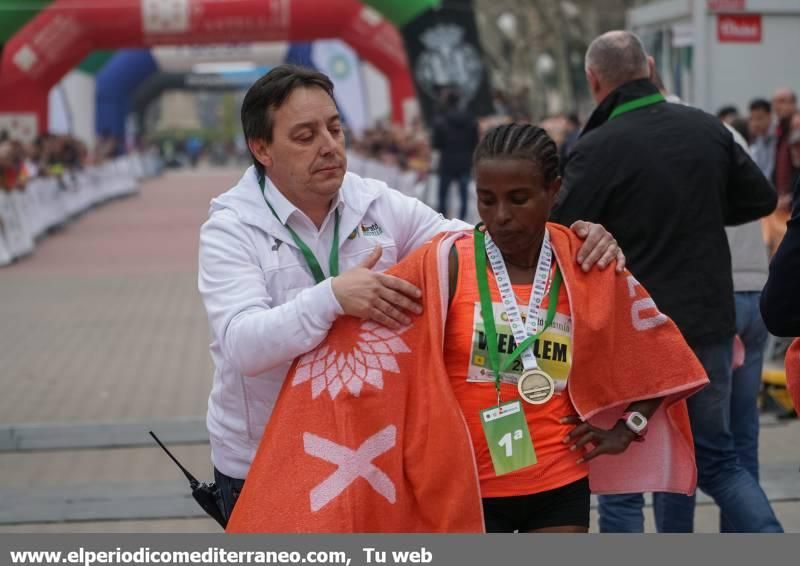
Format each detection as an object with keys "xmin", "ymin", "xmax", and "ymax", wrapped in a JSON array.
[{"xmin": 551, "ymin": 31, "xmax": 780, "ymax": 533}]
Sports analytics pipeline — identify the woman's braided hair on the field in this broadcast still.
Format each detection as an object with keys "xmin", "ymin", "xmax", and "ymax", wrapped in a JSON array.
[{"xmin": 473, "ymin": 123, "xmax": 560, "ymax": 184}]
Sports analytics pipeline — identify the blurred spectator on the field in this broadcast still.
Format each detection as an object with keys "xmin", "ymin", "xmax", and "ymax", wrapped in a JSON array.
[
  {"xmin": 350, "ymin": 120, "xmax": 433, "ymax": 177},
  {"xmin": 761, "ymin": 177, "xmax": 800, "ymax": 337},
  {"xmin": 492, "ymin": 89, "xmax": 510, "ymax": 116},
  {"xmin": 772, "ymin": 88, "xmax": 798, "ymax": 208},
  {"xmin": 790, "ymin": 129, "xmax": 800, "ymax": 171},
  {"xmin": 723, "ymin": 120, "xmax": 772, "ymax": 532},
  {"xmin": 748, "ymin": 98, "xmax": 776, "ymax": 178},
  {"xmin": 95, "ymin": 132, "xmax": 121, "ymax": 163},
  {"xmin": 1, "ymin": 139, "xmax": 28, "ymax": 191},
  {"xmin": 717, "ymin": 105, "xmax": 740, "ymax": 125},
  {"xmin": 432, "ymin": 91, "xmax": 479, "ymax": 220},
  {"xmin": 729, "ymin": 118, "xmax": 750, "ymax": 143},
  {"xmin": 0, "ymin": 140, "xmax": 14, "ymax": 190},
  {"xmin": 560, "ymin": 113, "xmax": 582, "ymax": 173},
  {"xmin": 186, "ymin": 135, "xmax": 204, "ymax": 168},
  {"xmin": 0, "ymin": 133, "xmax": 92, "ymax": 191}
]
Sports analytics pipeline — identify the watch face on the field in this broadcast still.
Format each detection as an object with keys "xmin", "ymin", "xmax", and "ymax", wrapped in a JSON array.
[{"xmin": 630, "ymin": 414, "xmax": 645, "ymax": 428}]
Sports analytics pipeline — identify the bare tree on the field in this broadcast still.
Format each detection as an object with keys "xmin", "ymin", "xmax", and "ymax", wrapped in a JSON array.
[{"xmin": 475, "ymin": 0, "xmax": 647, "ymax": 118}]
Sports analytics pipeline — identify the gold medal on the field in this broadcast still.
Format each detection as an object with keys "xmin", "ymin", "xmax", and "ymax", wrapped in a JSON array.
[{"xmin": 517, "ymin": 369, "xmax": 555, "ymax": 405}]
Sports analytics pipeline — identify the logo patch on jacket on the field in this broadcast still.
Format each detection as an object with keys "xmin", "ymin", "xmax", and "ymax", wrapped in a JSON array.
[{"xmin": 361, "ymin": 223, "xmax": 383, "ymax": 236}]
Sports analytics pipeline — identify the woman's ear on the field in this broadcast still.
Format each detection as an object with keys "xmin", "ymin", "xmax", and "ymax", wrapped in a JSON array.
[{"xmin": 548, "ymin": 177, "xmax": 563, "ymax": 200}]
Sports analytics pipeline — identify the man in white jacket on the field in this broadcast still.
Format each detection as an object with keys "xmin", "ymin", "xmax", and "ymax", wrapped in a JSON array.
[{"xmin": 198, "ymin": 65, "xmax": 623, "ymax": 521}]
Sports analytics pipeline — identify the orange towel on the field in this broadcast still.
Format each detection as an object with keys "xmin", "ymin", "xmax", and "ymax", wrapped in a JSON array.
[
  {"xmin": 228, "ymin": 225, "xmax": 708, "ymax": 532},
  {"xmin": 786, "ymin": 339, "xmax": 800, "ymax": 412},
  {"xmin": 227, "ymin": 233, "xmax": 485, "ymax": 533}
]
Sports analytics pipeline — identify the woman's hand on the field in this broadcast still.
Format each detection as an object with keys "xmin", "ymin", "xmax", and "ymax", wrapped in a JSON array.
[{"xmin": 561, "ymin": 415, "xmax": 638, "ymax": 464}]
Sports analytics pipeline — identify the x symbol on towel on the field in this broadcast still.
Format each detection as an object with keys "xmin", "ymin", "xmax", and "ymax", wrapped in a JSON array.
[{"xmin": 303, "ymin": 425, "xmax": 397, "ymax": 512}]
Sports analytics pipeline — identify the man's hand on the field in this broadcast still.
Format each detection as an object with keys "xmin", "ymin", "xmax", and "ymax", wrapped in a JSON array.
[
  {"xmin": 332, "ymin": 245, "xmax": 423, "ymax": 329},
  {"xmin": 570, "ymin": 221, "xmax": 626, "ymax": 272},
  {"xmin": 561, "ymin": 415, "xmax": 637, "ymax": 464}
]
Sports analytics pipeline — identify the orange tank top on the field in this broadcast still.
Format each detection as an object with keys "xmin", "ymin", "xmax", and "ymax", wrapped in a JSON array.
[{"xmin": 444, "ymin": 236, "xmax": 588, "ymax": 498}]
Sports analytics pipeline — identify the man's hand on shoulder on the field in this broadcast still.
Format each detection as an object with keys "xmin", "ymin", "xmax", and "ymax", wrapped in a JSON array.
[
  {"xmin": 332, "ymin": 245, "xmax": 423, "ymax": 330},
  {"xmin": 569, "ymin": 220, "xmax": 626, "ymax": 273}
]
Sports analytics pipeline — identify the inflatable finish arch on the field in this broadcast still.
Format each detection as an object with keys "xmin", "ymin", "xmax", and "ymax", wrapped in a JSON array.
[{"xmin": 0, "ymin": 0, "xmax": 415, "ymax": 137}]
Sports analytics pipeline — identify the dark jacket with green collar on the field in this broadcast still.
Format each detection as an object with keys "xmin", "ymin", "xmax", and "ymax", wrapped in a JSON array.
[{"xmin": 551, "ymin": 79, "xmax": 777, "ymax": 347}]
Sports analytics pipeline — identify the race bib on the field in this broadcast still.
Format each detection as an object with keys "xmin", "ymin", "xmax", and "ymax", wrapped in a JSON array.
[{"xmin": 468, "ymin": 301, "xmax": 572, "ymax": 389}]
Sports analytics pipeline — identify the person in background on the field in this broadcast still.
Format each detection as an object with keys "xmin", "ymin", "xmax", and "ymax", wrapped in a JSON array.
[
  {"xmin": 790, "ymin": 130, "xmax": 800, "ymax": 172},
  {"xmin": 762, "ymin": 89, "xmax": 798, "ymax": 255},
  {"xmin": 772, "ymin": 88, "xmax": 798, "ymax": 208},
  {"xmin": 432, "ymin": 90, "xmax": 480, "ymax": 220},
  {"xmin": 760, "ymin": 176, "xmax": 800, "ymax": 417},
  {"xmin": 761, "ymin": 176, "xmax": 800, "ymax": 337},
  {"xmin": 748, "ymin": 98, "xmax": 776, "ymax": 179},
  {"xmin": 718, "ymin": 105, "xmax": 740, "ymax": 126},
  {"xmin": 559, "ymin": 114, "xmax": 581, "ymax": 175},
  {"xmin": 722, "ymin": 120, "xmax": 772, "ymax": 532},
  {"xmin": 186, "ymin": 135, "xmax": 204, "ymax": 168}
]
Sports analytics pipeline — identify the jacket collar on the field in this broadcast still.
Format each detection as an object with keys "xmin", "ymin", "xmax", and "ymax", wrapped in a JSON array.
[
  {"xmin": 209, "ymin": 166, "xmax": 383, "ymax": 240},
  {"xmin": 581, "ymin": 79, "xmax": 662, "ymax": 137},
  {"xmin": 261, "ymin": 173, "xmax": 344, "ymax": 227}
]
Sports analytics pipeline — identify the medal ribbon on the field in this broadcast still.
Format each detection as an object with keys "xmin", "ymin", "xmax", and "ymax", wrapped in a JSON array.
[
  {"xmin": 609, "ymin": 92, "xmax": 665, "ymax": 120},
  {"xmin": 259, "ymin": 175, "xmax": 340, "ymax": 284},
  {"xmin": 474, "ymin": 225, "xmax": 562, "ymax": 396}
]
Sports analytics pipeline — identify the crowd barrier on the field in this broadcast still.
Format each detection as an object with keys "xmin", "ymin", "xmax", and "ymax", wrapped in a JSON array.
[
  {"xmin": 346, "ymin": 153, "xmax": 432, "ymax": 204},
  {"xmin": 347, "ymin": 152, "xmax": 478, "ymax": 223},
  {"xmin": 0, "ymin": 151, "xmax": 161, "ymax": 267}
]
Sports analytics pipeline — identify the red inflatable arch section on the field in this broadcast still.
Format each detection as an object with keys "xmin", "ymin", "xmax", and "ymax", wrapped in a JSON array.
[{"xmin": 0, "ymin": 0, "xmax": 415, "ymax": 135}]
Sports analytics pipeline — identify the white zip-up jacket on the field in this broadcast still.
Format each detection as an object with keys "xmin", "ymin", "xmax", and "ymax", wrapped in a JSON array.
[{"xmin": 199, "ymin": 166, "xmax": 466, "ymax": 479}]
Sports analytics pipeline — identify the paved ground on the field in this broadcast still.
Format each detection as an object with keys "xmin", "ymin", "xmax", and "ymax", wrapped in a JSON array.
[{"xmin": 0, "ymin": 167, "xmax": 797, "ymax": 533}]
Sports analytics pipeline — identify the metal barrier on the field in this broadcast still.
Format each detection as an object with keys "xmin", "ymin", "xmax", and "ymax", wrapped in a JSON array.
[{"xmin": 0, "ymin": 151, "xmax": 161, "ymax": 267}]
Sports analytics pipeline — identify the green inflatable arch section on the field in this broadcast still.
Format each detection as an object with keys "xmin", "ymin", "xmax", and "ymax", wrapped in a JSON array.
[
  {"xmin": 0, "ymin": 0, "xmax": 52, "ymax": 43},
  {"xmin": 363, "ymin": 0, "xmax": 441, "ymax": 28},
  {"xmin": 77, "ymin": 51, "xmax": 116, "ymax": 74}
]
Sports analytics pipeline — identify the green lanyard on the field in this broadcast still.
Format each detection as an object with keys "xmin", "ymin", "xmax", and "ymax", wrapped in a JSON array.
[
  {"xmin": 258, "ymin": 176, "xmax": 340, "ymax": 284},
  {"xmin": 473, "ymin": 227, "xmax": 562, "ymax": 389},
  {"xmin": 609, "ymin": 92, "xmax": 665, "ymax": 120}
]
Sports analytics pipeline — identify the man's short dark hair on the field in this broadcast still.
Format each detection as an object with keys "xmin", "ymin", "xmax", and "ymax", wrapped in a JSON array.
[
  {"xmin": 730, "ymin": 117, "xmax": 749, "ymax": 141},
  {"xmin": 240, "ymin": 64, "xmax": 335, "ymax": 176},
  {"xmin": 717, "ymin": 105, "xmax": 739, "ymax": 120},
  {"xmin": 749, "ymin": 98, "xmax": 771, "ymax": 114}
]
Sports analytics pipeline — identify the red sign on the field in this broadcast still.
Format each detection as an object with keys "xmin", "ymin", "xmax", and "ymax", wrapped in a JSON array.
[
  {"xmin": 718, "ymin": 14, "xmax": 762, "ymax": 43},
  {"xmin": 708, "ymin": 0, "xmax": 746, "ymax": 12}
]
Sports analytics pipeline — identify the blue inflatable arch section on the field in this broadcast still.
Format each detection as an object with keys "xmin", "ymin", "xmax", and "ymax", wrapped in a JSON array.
[{"xmin": 95, "ymin": 49, "xmax": 158, "ymax": 139}]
